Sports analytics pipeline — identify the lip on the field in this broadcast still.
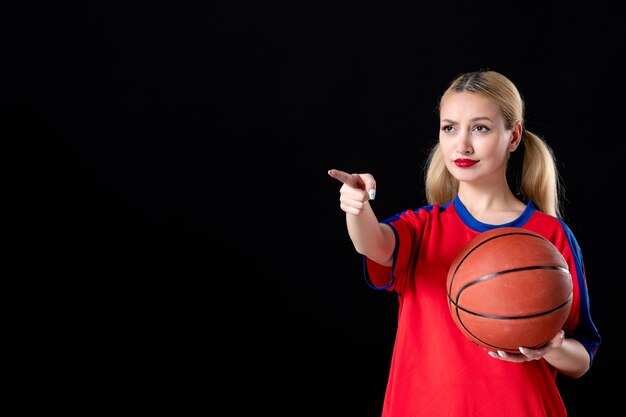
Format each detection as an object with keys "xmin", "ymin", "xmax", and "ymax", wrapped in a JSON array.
[{"xmin": 454, "ymin": 158, "xmax": 478, "ymax": 167}]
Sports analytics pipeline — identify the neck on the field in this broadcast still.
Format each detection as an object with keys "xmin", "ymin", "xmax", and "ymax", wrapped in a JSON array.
[{"xmin": 457, "ymin": 184, "xmax": 526, "ymax": 225}]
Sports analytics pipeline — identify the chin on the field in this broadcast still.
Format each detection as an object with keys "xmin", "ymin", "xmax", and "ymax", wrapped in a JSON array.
[{"xmin": 448, "ymin": 167, "xmax": 477, "ymax": 182}]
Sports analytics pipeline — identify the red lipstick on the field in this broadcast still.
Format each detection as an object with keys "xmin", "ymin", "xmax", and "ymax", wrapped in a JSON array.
[{"xmin": 454, "ymin": 158, "xmax": 478, "ymax": 167}]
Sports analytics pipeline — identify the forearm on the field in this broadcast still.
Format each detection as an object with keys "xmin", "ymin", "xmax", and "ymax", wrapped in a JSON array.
[
  {"xmin": 543, "ymin": 337, "xmax": 590, "ymax": 378},
  {"xmin": 346, "ymin": 202, "xmax": 395, "ymax": 266}
]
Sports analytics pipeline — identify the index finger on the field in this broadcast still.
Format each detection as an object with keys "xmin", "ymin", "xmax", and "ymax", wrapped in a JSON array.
[{"xmin": 327, "ymin": 169, "xmax": 363, "ymax": 188}]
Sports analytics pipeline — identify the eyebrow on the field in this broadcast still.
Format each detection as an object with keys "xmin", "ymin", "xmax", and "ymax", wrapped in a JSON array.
[{"xmin": 441, "ymin": 116, "xmax": 494, "ymax": 124}]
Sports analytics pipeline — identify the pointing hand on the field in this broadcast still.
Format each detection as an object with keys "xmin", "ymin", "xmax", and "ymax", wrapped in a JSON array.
[{"xmin": 328, "ymin": 169, "xmax": 377, "ymax": 216}]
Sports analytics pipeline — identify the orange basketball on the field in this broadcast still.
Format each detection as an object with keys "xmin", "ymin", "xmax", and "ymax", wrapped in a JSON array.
[{"xmin": 446, "ymin": 227, "xmax": 572, "ymax": 353}]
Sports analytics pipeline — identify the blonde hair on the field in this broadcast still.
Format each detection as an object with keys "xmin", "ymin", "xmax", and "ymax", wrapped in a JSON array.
[{"xmin": 424, "ymin": 70, "xmax": 563, "ymax": 218}]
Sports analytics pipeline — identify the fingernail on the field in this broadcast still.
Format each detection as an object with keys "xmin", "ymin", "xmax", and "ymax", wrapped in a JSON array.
[{"xmin": 368, "ymin": 189, "xmax": 376, "ymax": 200}]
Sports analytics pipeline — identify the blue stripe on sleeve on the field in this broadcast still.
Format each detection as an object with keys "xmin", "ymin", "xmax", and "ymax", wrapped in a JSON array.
[{"xmin": 558, "ymin": 219, "xmax": 602, "ymax": 364}]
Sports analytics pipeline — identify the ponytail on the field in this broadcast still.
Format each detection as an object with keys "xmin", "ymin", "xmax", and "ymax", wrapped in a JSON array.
[
  {"xmin": 520, "ymin": 130, "xmax": 562, "ymax": 218},
  {"xmin": 424, "ymin": 143, "xmax": 457, "ymax": 206}
]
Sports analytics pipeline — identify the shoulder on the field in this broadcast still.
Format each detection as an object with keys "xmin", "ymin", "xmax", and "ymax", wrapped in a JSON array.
[
  {"xmin": 382, "ymin": 201, "xmax": 453, "ymax": 224},
  {"xmin": 525, "ymin": 208, "xmax": 582, "ymax": 253}
]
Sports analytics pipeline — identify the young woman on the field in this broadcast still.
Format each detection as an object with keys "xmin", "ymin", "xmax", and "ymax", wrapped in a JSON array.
[{"xmin": 328, "ymin": 70, "xmax": 601, "ymax": 417}]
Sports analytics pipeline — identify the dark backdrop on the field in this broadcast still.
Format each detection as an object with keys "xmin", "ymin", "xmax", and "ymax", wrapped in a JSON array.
[{"xmin": 9, "ymin": 1, "xmax": 624, "ymax": 416}]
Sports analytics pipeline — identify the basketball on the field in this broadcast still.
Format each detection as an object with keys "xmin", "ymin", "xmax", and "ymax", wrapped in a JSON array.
[{"xmin": 446, "ymin": 227, "xmax": 572, "ymax": 353}]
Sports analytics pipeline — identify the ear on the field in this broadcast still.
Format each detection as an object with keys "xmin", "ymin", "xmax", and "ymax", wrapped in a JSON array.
[{"xmin": 509, "ymin": 122, "xmax": 523, "ymax": 152}]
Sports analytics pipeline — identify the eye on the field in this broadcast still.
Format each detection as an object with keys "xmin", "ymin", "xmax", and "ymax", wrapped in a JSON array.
[
  {"xmin": 473, "ymin": 125, "xmax": 490, "ymax": 133},
  {"xmin": 441, "ymin": 124, "xmax": 455, "ymax": 133}
]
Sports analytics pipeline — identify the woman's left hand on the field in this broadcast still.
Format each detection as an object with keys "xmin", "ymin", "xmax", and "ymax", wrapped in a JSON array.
[{"xmin": 488, "ymin": 330, "xmax": 565, "ymax": 363}]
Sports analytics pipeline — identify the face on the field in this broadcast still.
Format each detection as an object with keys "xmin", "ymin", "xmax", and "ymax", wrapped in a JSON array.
[{"xmin": 439, "ymin": 92, "xmax": 521, "ymax": 185}]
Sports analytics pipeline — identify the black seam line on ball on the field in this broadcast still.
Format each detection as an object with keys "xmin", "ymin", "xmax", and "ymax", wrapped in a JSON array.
[
  {"xmin": 459, "ymin": 265, "xmax": 570, "ymax": 294},
  {"xmin": 448, "ymin": 293, "xmax": 573, "ymax": 320}
]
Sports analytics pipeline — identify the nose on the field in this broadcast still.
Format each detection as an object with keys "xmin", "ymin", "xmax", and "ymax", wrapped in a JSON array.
[{"xmin": 456, "ymin": 133, "xmax": 473, "ymax": 155}]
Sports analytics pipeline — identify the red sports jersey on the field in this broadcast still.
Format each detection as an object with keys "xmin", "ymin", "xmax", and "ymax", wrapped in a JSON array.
[{"xmin": 364, "ymin": 195, "xmax": 601, "ymax": 417}]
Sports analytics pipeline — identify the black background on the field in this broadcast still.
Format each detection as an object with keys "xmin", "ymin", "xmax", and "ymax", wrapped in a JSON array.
[{"xmin": 9, "ymin": 1, "xmax": 624, "ymax": 416}]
